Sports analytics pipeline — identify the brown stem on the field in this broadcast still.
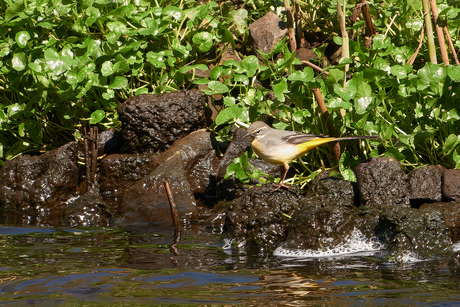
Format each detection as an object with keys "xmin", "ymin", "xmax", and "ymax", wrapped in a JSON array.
[
  {"xmin": 90, "ymin": 127, "xmax": 98, "ymax": 186},
  {"xmin": 407, "ymin": 28, "xmax": 425, "ymax": 65},
  {"xmin": 429, "ymin": 0, "xmax": 449, "ymax": 65},
  {"xmin": 164, "ymin": 181, "xmax": 180, "ymax": 256},
  {"xmin": 361, "ymin": 0, "xmax": 375, "ymax": 36},
  {"xmin": 84, "ymin": 127, "xmax": 89, "ymax": 193},
  {"xmin": 311, "ymin": 88, "xmax": 341, "ymax": 162},
  {"xmin": 164, "ymin": 181, "xmax": 179, "ymax": 229},
  {"xmin": 284, "ymin": 0, "xmax": 297, "ymax": 52},
  {"xmin": 443, "ymin": 25, "xmax": 459, "ymax": 65},
  {"xmin": 301, "ymin": 60, "xmax": 329, "ymax": 75},
  {"xmin": 294, "ymin": 0, "xmax": 304, "ymax": 48}
]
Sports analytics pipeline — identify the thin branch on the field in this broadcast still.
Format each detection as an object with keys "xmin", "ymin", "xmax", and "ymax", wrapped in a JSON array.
[
  {"xmin": 284, "ymin": 0, "xmax": 297, "ymax": 52},
  {"xmin": 301, "ymin": 60, "xmax": 329, "ymax": 75},
  {"xmin": 407, "ymin": 28, "xmax": 425, "ymax": 65},
  {"xmin": 429, "ymin": 0, "xmax": 449, "ymax": 65},
  {"xmin": 443, "ymin": 25, "xmax": 459, "ymax": 65},
  {"xmin": 337, "ymin": 0, "xmax": 349, "ymax": 89},
  {"xmin": 311, "ymin": 88, "xmax": 341, "ymax": 162}
]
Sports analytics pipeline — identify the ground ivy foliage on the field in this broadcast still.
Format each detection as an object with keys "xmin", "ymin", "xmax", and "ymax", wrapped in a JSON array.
[
  {"xmin": 0, "ymin": 0, "xmax": 235, "ymax": 162},
  {"xmin": 1, "ymin": 0, "xmax": 460, "ymax": 184}
]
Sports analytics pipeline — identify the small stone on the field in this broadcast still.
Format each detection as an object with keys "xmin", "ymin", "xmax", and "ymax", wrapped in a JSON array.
[
  {"xmin": 249, "ymin": 11, "xmax": 288, "ymax": 57},
  {"xmin": 355, "ymin": 157, "xmax": 410, "ymax": 209},
  {"xmin": 408, "ymin": 165, "xmax": 444, "ymax": 205},
  {"xmin": 118, "ymin": 89, "xmax": 206, "ymax": 153},
  {"xmin": 442, "ymin": 169, "xmax": 460, "ymax": 200}
]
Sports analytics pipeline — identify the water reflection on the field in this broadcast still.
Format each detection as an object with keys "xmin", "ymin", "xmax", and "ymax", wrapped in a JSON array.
[{"xmin": 0, "ymin": 225, "xmax": 459, "ymax": 306}]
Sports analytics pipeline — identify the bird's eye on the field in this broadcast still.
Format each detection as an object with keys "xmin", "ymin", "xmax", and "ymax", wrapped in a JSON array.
[{"xmin": 255, "ymin": 128, "xmax": 262, "ymax": 134}]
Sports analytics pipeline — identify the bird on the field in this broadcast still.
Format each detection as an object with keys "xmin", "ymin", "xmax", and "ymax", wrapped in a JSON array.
[{"xmin": 246, "ymin": 121, "xmax": 379, "ymax": 189}]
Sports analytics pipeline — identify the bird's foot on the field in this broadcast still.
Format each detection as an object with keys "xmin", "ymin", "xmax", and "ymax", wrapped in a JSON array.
[{"xmin": 273, "ymin": 182, "xmax": 290, "ymax": 191}]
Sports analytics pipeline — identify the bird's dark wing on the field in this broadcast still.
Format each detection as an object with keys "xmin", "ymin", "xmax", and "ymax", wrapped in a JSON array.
[{"xmin": 282, "ymin": 131, "xmax": 328, "ymax": 145}]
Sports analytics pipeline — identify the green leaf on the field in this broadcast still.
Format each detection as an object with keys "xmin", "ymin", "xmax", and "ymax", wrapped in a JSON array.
[
  {"xmin": 333, "ymin": 36, "xmax": 343, "ymax": 46},
  {"xmin": 179, "ymin": 64, "xmax": 208, "ymax": 74},
  {"xmin": 109, "ymin": 76, "xmax": 128, "ymax": 89},
  {"xmin": 237, "ymin": 55, "xmax": 258, "ymax": 77},
  {"xmin": 354, "ymin": 81, "xmax": 373, "ymax": 115},
  {"xmin": 85, "ymin": 7, "xmax": 100, "ymax": 26},
  {"xmin": 215, "ymin": 104, "xmax": 243, "ymax": 125},
  {"xmin": 272, "ymin": 78, "xmax": 288, "ymax": 102},
  {"xmin": 326, "ymin": 69, "xmax": 344, "ymax": 83},
  {"xmin": 15, "ymin": 31, "xmax": 31, "ymax": 48},
  {"xmin": 441, "ymin": 134, "xmax": 460, "ymax": 155},
  {"xmin": 89, "ymin": 110, "xmax": 105, "ymax": 124},
  {"xmin": 192, "ymin": 31, "xmax": 213, "ymax": 52},
  {"xmin": 288, "ymin": 67, "xmax": 315, "ymax": 82},
  {"xmin": 146, "ymin": 52, "xmax": 166, "ymax": 68},
  {"xmin": 200, "ymin": 81, "xmax": 229, "ymax": 95},
  {"xmin": 447, "ymin": 65, "xmax": 460, "ymax": 82},
  {"xmin": 232, "ymin": 8, "xmax": 248, "ymax": 27},
  {"xmin": 101, "ymin": 61, "xmax": 115, "ymax": 76},
  {"xmin": 11, "ymin": 52, "xmax": 27, "ymax": 71},
  {"xmin": 327, "ymin": 97, "xmax": 352, "ymax": 109},
  {"xmin": 162, "ymin": 6, "xmax": 183, "ymax": 21}
]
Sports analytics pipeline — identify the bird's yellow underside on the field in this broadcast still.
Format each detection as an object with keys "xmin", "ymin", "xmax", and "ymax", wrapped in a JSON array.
[{"xmin": 251, "ymin": 137, "xmax": 338, "ymax": 165}]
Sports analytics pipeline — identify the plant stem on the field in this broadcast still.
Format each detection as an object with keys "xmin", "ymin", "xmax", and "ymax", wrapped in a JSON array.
[
  {"xmin": 337, "ymin": 0, "xmax": 349, "ymax": 89},
  {"xmin": 284, "ymin": 0, "xmax": 297, "ymax": 52},
  {"xmin": 422, "ymin": 0, "xmax": 437, "ymax": 64},
  {"xmin": 429, "ymin": 0, "xmax": 449, "ymax": 65},
  {"xmin": 443, "ymin": 25, "xmax": 459, "ymax": 65}
]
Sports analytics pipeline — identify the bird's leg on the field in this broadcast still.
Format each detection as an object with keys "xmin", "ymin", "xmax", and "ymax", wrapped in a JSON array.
[{"xmin": 273, "ymin": 164, "xmax": 290, "ymax": 191}]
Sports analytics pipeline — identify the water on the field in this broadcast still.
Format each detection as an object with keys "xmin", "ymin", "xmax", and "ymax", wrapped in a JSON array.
[{"xmin": 0, "ymin": 224, "xmax": 459, "ymax": 306}]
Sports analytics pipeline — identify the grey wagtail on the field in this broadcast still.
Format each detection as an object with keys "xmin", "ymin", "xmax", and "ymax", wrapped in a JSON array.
[{"xmin": 246, "ymin": 121, "xmax": 379, "ymax": 189}]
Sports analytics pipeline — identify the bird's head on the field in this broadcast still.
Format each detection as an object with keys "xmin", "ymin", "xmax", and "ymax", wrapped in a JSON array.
[{"xmin": 245, "ymin": 121, "xmax": 270, "ymax": 139}]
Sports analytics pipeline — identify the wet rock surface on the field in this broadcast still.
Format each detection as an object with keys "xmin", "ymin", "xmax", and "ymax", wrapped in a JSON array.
[
  {"xmin": 118, "ymin": 153, "xmax": 198, "ymax": 225},
  {"xmin": 118, "ymin": 89, "xmax": 206, "ymax": 153},
  {"xmin": 355, "ymin": 157, "xmax": 410, "ymax": 209},
  {"xmin": 375, "ymin": 208, "xmax": 452, "ymax": 261},
  {"xmin": 420, "ymin": 202, "xmax": 460, "ymax": 243},
  {"xmin": 284, "ymin": 176, "xmax": 374, "ymax": 250},
  {"xmin": 224, "ymin": 185, "xmax": 302, "ymax": 252},
  {"xmin": 0, "ymin": 142, "xmax": 78, "ymax": 214},
  {"xmin": 408, "ymin": 165, "xmax": 444, "ymax": 206},
  {"xmin": 442, "ymin": 169, "xmax": 460, "ymax": 200}
]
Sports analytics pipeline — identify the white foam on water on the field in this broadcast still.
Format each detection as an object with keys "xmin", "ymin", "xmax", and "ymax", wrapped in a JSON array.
[
  {"xmin": 274, "ymin": 228, "xmax": 384, "ymax": 258},
  {"xmin": 453, "ymin": 241, "xmax": 460, "ymax": 252}
]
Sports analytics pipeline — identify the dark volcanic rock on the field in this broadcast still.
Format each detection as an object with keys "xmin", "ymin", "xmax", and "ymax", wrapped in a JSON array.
[
  {"xmin": 355, "ymin": 157, "xmax": 410, "ymax": 209},
  {"xmin": 224, "ymin": 185, "xmax": 302, "ymax": 252},
  {"xmin": 442, "ymin": 169, "xmax": 460, "ymax": 200},
  {"xmin": 118, "ymin": 89, "xmax": 206, "ymax": 153},
  {"xmin": 100, "ymin": 153, "xmax": 161, "ymax": 197},
  {"xmin": 249, "ymin": 11, "xmax": 288, "ymax": 57},
  {"xmin": 408, "ymin": 165, "xmax": 444, "ymax": 206},
  {"xmin": 97, "ymin": 128, "xmax": 124, "ymax": 156},
  {"xmin": 0, "ymin": 142, "xmax": 78, "ymax": 215},
  {"xmin": 420, "ymin": 201, "xmax": 460, "ymax": 244},
  {"xmin": 101, "ymin": 130, "xmax": 217, "ymax": 198},
  {"xmin": 284, "ymin": 177, "xmax": 378, "ymax": 251},
  {"xmin": 64, "ymin": 194, "xmax": 111, "ymax": 227},
  {"xmin": 118, "ymin": 153, "xmax": 198, "ymax": 225},
  {"xmin": 376, "ymin": 208, "xmax": 452, "ymax": 261}
]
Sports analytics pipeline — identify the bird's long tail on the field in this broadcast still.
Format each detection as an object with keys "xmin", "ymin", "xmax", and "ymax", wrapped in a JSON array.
[{"xmin": 296, "ymin": 135, "xmax": 379, "ymax": 154}]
